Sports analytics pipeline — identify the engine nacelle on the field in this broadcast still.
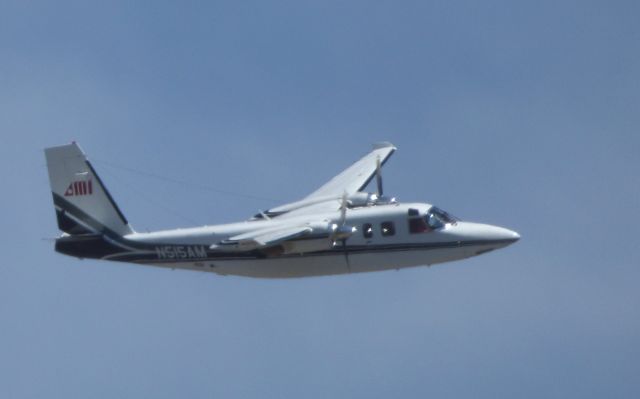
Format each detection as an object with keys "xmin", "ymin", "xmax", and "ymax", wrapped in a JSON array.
[{"xmin": 347, "ymin": 192, "xmax": 397, "ymax": 208}]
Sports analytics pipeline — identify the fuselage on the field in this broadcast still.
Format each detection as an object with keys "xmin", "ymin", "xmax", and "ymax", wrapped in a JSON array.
[
  {"xmin": 56, "ymin": 202, "xmax": 519, "ymax": 278},
  {"xmin": 47, "ymin": 142, "xmax": 520, "ymax": 278}
]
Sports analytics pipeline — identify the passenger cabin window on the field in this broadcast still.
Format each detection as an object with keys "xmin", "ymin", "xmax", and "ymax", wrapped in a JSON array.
[
  {"xmin": 363, "ymin": 223, "xmax": 373, "ymax": 239},
  {"xmin": 381, "ymin": 221, "xmax": 395, "ymax": 236}
]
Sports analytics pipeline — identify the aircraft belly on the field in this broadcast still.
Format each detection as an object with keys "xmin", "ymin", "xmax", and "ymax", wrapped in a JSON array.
[
  {"xmin": 347, "ymin": 246, "xmax": 475, "ymax": 273},
  {"xmin": 140, "ymin": 242, "xmax": 494, "ymax": 278},
  {"xmin": 215, "ymin": 247, "xmax": 474, "ymax": 277},
  {"xmin": 214, "ymin": 255, "xmax": 350, "ymax": 278}
]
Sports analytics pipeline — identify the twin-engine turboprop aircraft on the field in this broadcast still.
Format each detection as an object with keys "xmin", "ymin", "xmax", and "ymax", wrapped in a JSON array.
[{"xmin": 45, "ymin": 142, "xmax": 519, "ymax": 278}]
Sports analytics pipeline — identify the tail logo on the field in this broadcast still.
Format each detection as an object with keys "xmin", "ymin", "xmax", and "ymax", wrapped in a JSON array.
[{"xmin": 65, "ymin": 180, "xmax": 93, "ymax": 197}]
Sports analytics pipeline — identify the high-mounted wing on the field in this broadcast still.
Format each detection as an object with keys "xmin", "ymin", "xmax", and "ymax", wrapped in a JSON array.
[
  {"xmin": 264, "ymin": 142, "xmax": 396, "ymax": 217},
  {"xmin": 212, "ymin": 212, "xmax": 358, "ymax": 254},
  {"xmin": 304, "ymin": 142, "xmax": 396, "ymax": 200}
]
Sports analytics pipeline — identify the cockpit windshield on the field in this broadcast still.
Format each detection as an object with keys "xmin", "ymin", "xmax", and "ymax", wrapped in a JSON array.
[
  {"xmin": 408, "ymin": 206, "xmax": 457, "ymax": 233},
  {"xmin": 426, "ymin": 206, "xmax": 457, "ymax": 229}
]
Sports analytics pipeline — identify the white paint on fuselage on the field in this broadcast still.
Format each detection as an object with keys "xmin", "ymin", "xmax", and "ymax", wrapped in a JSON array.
[{"xmin": 121, "ymin": 203, "xmax": 519, "ymax": 278}]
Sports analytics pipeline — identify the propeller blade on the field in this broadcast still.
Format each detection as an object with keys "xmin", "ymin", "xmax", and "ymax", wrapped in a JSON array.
[
  {"xmin": 334, "ymin": 195, "xmax": 354, "ymax": 272},
  {"xmin": 342, "ymin": 238, "xmax": 351, "ymax": 271},
  {"xmin": 376, "ymin": 155, "xmax": 383, "ymax": 196},
  {"xmin": 339, "ymin": 191, "xmax": 348, "ymax": 225}
]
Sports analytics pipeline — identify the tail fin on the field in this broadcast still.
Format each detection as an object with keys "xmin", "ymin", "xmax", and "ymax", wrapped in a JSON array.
[{"xmin": 45, "ymin": 142, "xmax": 134, "ymax": 237}]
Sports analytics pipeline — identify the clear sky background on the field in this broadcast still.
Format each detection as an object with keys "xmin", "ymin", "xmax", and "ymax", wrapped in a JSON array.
[{"xmin": 1, "ymin": 1, "xmax": 639, "ymax": 397}]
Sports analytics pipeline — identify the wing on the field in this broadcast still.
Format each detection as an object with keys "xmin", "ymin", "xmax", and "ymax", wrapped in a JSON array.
[
  {"xmin": 264, "ymin": 142, "xmax": 396, "ymax": 217},
  {"xmin": 303, "ymin": 142, "xmax": 396, "ymax": 200},
  {"xmin": 211, "ymin": 225, "xmax": 315, "ymax": 251}
]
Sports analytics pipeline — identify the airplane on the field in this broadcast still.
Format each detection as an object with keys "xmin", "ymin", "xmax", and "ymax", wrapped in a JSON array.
[{"xmin": 44, "ymin": 142, "xmax": 519, "ymax": 278}]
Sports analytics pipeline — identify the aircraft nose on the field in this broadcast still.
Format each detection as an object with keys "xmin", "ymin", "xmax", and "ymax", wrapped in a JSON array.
[
  {"xmin": 443, "ymin": 222, "xmax": 520, "ymax": 248},
  {"xmin": 486, "ymin": 225, "xmax": 520, "ymax": 245}
]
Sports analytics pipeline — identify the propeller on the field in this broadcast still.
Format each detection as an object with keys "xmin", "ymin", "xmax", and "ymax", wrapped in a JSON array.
[
  {"xmin": 331, "ymin": 192, "xmax": 356, "ymax": 271},
  {"xmin": 375, "ymin": 155, "xmax": 383, "ymax": 197}
]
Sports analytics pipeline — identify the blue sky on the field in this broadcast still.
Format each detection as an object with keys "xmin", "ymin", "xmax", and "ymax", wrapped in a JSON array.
[{"xmin": 1, "ymin": 1, "xmax": 639, "ymax": 397}]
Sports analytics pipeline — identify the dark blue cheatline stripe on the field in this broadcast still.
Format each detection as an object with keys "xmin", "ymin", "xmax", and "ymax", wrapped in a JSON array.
[
  {"xmin": 104, "ymin": 238, "xmax": 516, "ymax": 264},
  {"xmin": 52, "ymin": 194, "xmax": 156, "ymax": 260},
  {"xmin": 53, "ymin": 193, "xmax": 125, "ymax": 240},
  {"xmin": 56, "ymin": 234, "xmax": 126, "ymax": 259},
  {"xmin": 55, "ymin": 206, "xmax": 94, "ymax": 235}
]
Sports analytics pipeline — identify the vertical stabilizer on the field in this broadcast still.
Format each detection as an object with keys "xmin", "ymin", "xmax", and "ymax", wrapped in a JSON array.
[{"xmin": 45, "ymin": 142, "xmax": 134, "ymax": 237}]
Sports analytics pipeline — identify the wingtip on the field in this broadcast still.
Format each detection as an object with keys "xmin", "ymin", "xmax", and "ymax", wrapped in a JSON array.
[{"xmin": 372, "ymin": 141, "xmax": 396, "ymax": 150}]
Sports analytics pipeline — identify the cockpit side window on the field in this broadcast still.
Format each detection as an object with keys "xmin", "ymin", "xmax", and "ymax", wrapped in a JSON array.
[
  {"xmin": 410, "ymin": 206, "xmax": 457, "ymax": 233},
  {"xmin": 408, "ymin": 208, "xmax": 431, "ymax": 234}
]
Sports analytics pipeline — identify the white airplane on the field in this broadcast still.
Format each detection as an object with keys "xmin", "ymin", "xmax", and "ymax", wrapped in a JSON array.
[{"xmin": 45, "ymin": 142, "xmax": 519, "ymax": 278}]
